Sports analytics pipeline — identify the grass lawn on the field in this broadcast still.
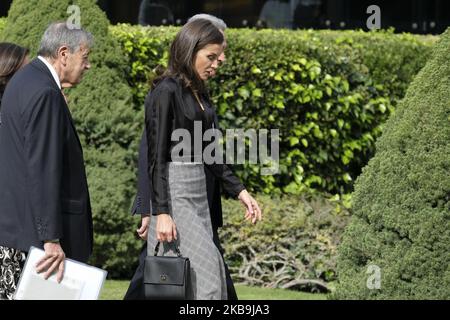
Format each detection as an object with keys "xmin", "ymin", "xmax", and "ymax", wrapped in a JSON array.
[{"xmin": 100, "ymin": 280, "xmax": 327, "ymax": 300}]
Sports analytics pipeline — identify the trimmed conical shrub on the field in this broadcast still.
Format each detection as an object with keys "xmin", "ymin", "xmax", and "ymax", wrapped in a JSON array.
[
  {"xmin": 2, "ymin": 0, "xmax": 142, "ymax": 277},
  {"xmin": 334, "ymin": 28, "xmax": 450, "ymax": 299}
]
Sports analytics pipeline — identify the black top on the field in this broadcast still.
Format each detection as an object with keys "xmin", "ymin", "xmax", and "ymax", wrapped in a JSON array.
[
  {"xmin": 131, "ymin": 128, "xmax": 227, "ymax": 230},
  {"xmin": 145, "ymin": 77, "xmax": 245, "ymax": 214}
]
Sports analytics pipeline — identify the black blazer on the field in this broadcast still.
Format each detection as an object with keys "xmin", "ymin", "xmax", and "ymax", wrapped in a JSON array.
[
  {"xmin": 0, "ymin": 58, "xmax": 93, "ymax": 262},
  {"xmin": 131, "ymin": 77, "xmax": 245, "ymax": 229},
  {"xmin": 145, "ymin": 77, "xmax": 245, "ymax": 214},
  {"xmin": 130, "ymin": 129, "xmax": 225, "ymax": 230}
]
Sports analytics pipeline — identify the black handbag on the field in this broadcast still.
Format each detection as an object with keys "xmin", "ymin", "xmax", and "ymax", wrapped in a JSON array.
[{"xmin": 143, "ymin": 241, "xmax": 190, "ymax": 300}]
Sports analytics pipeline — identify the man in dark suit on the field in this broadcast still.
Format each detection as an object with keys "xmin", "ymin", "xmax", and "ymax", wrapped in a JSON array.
[
  {"xmin": 124, "ymin": 14, "xmax": 238, "ymax": 300},
  {"xmin": 0, "ymin": 22, "xmax": 93, "ymax": 299}
]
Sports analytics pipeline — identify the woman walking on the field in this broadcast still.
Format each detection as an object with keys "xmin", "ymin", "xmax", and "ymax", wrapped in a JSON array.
[
  {"xmin": 0, "ymin": 42, "xmax": 29, "ymax": 300},
  {"xmin": 144, "ymin": 19, "xmax": 262, "ymax": 300}
]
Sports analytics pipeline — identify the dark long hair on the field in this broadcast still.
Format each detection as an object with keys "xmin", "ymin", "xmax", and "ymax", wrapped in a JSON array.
[
  {"xmin": 0, "ymin": 43, "xmax": 29, "ymax": 100},
  {"xmin": 153, "ymin": 19, "xmax": 224, "ymax": 94}
]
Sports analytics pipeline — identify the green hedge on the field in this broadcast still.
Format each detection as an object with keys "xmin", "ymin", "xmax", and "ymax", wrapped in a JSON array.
[
  {"xmin": 111, "ymin": 24, "xmax": 435, "ymax": 195},
  {"xmin": 334, "ymin": 28, "xmax": 450, "ymax": 299},
  {"xmin": 0, "ymin": 20, "xmax": 437, "ymax": 197},
  {"xmin": 1, "ymin": 9, "xmax": 438, "ymax": 280},
  {"xmin": 105, "ymin": 26, "xmax": 437, "ymax": 280}
]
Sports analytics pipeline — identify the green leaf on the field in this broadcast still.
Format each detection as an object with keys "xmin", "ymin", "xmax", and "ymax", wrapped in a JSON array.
[
  {"xmin": 274, "ymin": 100, "xmax": 285, "ymax": 109},
  {"xmin": 251, "ymin": 66, "xmax": 262, "ymax": 74},
  {"xmin": 289, "ymin": 137, "xmax": 300, "ymax": 146},
  {"xmin": 252, "ymin": 88, "xmax": 262, "ymax": 97},
  {"xmin": 301, "ymin": 138, "xmax": 308, "ymax": 147},
  {"xmin": 238, "ymin": 87, "xmax": 250, "ymax": 99},
  {"xmin": 291, "ymin": 64, "xmax": 301, "ymax": 71},
  {"xmin": 342, "ymin": 173, "xmax": 352, "ymax": 182},
  {"xmin": 342, "ymin": 80, "xmax": 350, "ymax": 92},
  {"xmin": 341, "ymin": 155, "xmax": 350, "ymax": 165},
  {"xmin": 330, "ymin": 129, "xmax": 338, "ymax": 137},
  {"xmin": 313, "ymin": 127, "xmax": 323, "ymax": 139}
]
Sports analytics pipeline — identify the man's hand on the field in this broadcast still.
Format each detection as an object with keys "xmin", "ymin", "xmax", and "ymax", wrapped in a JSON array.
[
  {"xmin": 35, "ymin": 241, "xmax": 65, "ymax": 283},
  {"xmin": 137, "ymin": 215, "xmax": 150, "ymax": 240},
  {"xmin": 238, "ymin": 189, "xmax": 262, "ymax": 224},
  {"xmin": 156, "ymin": 213, "xmax": 177, "ymax": 243}
]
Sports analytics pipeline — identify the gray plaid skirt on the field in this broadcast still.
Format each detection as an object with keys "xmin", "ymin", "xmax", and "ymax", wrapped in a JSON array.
[
  {"xmin": 147, "ymin": 162, "xmax": 228, "ymax": 300},
  {"xmin": 0, "ymin": 246, "xmax": 26, "ymax": 300}
]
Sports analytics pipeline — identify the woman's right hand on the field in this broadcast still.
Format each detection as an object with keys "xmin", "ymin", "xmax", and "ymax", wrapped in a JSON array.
[{"xmin": 156, "ymin": 213, "xmax": 177, "ymax": 242}]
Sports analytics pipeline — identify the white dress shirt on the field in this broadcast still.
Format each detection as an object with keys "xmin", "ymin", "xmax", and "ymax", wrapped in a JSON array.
[{"xmin": 37, "ymin": 56, "xmax": 61, "ymax": 90}]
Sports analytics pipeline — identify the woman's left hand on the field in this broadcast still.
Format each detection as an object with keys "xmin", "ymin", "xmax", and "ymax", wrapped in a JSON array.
[
  {"xmin": 136, "ymin": 215, "xmax": 151, "ymax": 240},
  {"xmin": 238, "ymin": 189, "xmax": 262, "ymax": 224}
]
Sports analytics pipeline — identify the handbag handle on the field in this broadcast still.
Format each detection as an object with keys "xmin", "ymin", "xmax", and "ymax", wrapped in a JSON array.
[{"xmin": 153, "ymin": 241, "xmax": 182, "ymax": 257}]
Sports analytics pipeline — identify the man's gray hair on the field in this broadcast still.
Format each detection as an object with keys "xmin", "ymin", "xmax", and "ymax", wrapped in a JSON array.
[
  {"xmin": 38, "ymin": 22, "xmax": 94, "ymax": 59},
  {"xmin": 187, "ymin": 14, "xmax": 227, "ymax": 31}
]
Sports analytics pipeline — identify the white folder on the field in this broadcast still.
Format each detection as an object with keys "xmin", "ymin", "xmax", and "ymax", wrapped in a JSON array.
[{"xmin": 14, "ymin": 246, "xmax": 107, "ymax": 300}]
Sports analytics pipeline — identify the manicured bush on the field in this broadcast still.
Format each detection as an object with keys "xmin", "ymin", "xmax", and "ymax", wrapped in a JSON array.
[
  {"xmin": 0, "ymin": 17, "xmax": 5, "ymax": 33},
  {"xmin": 111, "ymin": 25, "xmax": 435, "ymax": 195},
  {"xmin": 334, "ymin": 28, "xmax": 450, "ymax": 299},
  {"xmin": 1, "ymin": 0, "xmax": 140, "ymax": 278}
]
